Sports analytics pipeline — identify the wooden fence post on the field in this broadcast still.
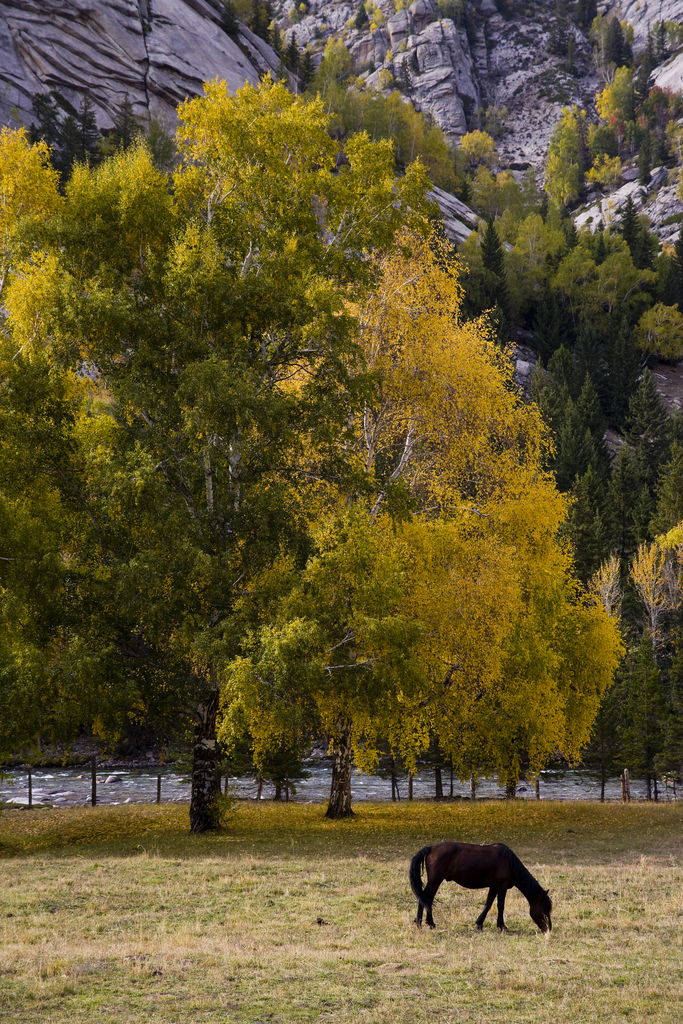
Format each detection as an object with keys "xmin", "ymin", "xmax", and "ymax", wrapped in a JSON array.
[
  {"xmin": 624, "ymin": 768, "xmax": 631, "ymax": 802},
  {"xmin": 91, "ymin": 754, "xmax": 97, "ymax": 807},
  {"xmin": 535, "ymin": 778, "xmax": 540, "ymax": 800},
  {"xmin": 28, "ymin": 765, "xmax": 32, "ymax": 809}
]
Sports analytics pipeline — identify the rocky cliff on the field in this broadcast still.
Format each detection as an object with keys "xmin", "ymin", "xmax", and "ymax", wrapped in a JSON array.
[{"xmin": 0, "ymin": 0, "xmax": 282, "ymax": 132}]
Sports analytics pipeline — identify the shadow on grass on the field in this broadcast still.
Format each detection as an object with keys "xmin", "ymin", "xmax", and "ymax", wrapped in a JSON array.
[{"xmin": 2, "ymin": 800, "xmax": 683, "ymax": 864}]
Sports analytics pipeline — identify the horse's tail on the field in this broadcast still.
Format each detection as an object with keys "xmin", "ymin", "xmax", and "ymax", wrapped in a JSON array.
[{"xmin": 409, "ymin": 846, "xmax": 433, "ymax": 909}]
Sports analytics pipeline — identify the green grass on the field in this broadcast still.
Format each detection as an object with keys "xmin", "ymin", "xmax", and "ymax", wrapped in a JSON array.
[{"xmin": 2, "ymin": 800, "xmax": 683, "ymax": 1022}]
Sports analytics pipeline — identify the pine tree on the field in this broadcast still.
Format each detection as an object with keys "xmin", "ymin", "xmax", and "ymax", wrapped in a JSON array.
[
  {"xmin": 532, "ymin": 287, "xmax": 562, "ymax": 364},
  {"xmin": 286, "ymin": 36, "xmax": 300, "ymax": 73},
  {"xmin": 554, "ymin": 400, "xmax": 596, "ymax": 491},
  {"xmin": 624, "ymin": 368, "xmax": 671, "ymax": 492},
  {"xmin": 576, "ymin": 373, "xmax": 610, "ymax": 479},
  {"xmin": 621, "ymin": 636, "xmax": 666, "ymax": 800},
  {"xmin": 481, "ymin": 220, "xmax": 511, "ymax": 333},
  {"xmin": 299, "ymin": 49, "xmax": 315, "ymax": 91},
  {"xmin": 604, "ymin": 17, "xmax": 632, "ymax": 66},
  {"xmin": 605, "ymin": 446, "xmax": 639, "ymax": 563},
  {"xmin": 354, "ymin": 2, "xmax": 368, "ymax": 29},
  {"xmin": 76, "ymin": 94, "xmax": 100, "ymax": 166},
  {"xmin": 576, "ymin": 0, "xmax": 597, "ymax": 28},
  {"xmin": 672, "ymin": 226, "xmax": 683, "ymax": 309},
  {"xmin": 109, "ymin": 97, "xmax": 141, "ymax": 151},
  {"xmin": 639, "ymin": 130, "xmax": 652, "ymax": 185},
  {"xmin": 659, "ymin": 254, "xmax": 680, "ymax": 308},
  {"xmin": 563, "ymin": 464, "xmax": 606, "ymax": 585},
  {"xmin": 650, "ymin": 441, "xmax": 683, "ymax": 535},
  {"xmin": 605, "ymin": 309, "xmax": 640, "ymax": 429},
  {"xmin": 619, "ymin": 195, "xmax": 639, "ymax": 254},
  {"xmin": 29, "ymin": 93, "xmax": 62, "ymax": 150},
  {"xmin": 575, "ymin": 322, "xmax": 607, "ymax": 408}
]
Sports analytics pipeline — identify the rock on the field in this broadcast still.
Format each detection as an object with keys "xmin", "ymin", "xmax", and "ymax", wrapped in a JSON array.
[
  {"xmin": 653, "ymin": 49, "xmax": 683, "ymax": 93},
  {"xmin": 429, "ymin": 185, "xmax": 479, "ymax": 243},
  {"xmin": 104, "ymin": 775, "xmax": 123, "ymax": 783},
  {"xmin": 613, "ymin": 0, "xmax": 683, "ymax": 52},
  {"xmin": 621, "ymin": 166, "xmax": 640, "ymax": 182},
  {"xmin": 0, "ymin": 0, "xmax": 283, "ymax": 133}
]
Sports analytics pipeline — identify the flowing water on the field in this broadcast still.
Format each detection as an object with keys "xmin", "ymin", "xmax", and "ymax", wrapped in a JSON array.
[{"xmin": 0, "ymin": 763, "xmax": 671, "ymax": 807}]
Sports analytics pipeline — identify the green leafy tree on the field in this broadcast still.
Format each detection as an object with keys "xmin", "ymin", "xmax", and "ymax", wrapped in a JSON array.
[{"xmin": 1, "ymin": 79, "xmax": 430, "ymax": 830}]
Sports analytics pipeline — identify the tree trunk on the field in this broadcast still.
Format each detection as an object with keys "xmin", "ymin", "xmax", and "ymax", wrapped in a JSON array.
[
  {"xmin": 408, "ymin": 773, "xmax": 413, "ymax": 800},
  {"xmin": 506, "ymin": 780, "xmax": 516, "ymax": 799},
  {"xmin": 273, "ymin": 782, "xmax": 282, "ymax": 801},
  {"xmin": 450, "ymin": 762, "xmax": 454, "ymax": 797},
  {"xmin": 189, "ymin": 685, "xmax": 220, "ymax": 832},
  {"xmin": 653, "ymin": 774, "xmax": 658, "ymax": 802},
  {"xmin": 326, "ymin": 718, "xmax": 354, "ymax": 819},
  {"xmin": 470, "ymin": 775, "xmax": 476, "ymax": 801},
  {"xmin": 646, "ymin": 772, "xmax": 652, "ymax": 801},
  {"xmin": 256, "ymin": 776, "xmax": 263, "ymax": 800},
  {"xmin": 434, "ymin": 765, "xmax": 443, "ymax": 799}
]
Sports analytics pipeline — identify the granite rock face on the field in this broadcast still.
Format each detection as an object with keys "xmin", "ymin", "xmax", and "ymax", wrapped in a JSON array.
[
  {"xmin": 278, "ymin": 0, "xmax": 599, "ymax": 165},
  {"xmin": 0, "ymin": 0, "xmax": 282, "ymax": 132}
]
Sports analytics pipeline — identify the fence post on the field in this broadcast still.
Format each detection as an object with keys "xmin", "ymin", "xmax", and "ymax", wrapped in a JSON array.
[
  {"xmin": 28, "ymin": 765, "xmax": 32, "ymax": 809},
  {"xmin": 157, "ymin": 774, "xmax": 161, "ymax": 804},
  {"xmin": 91, "ymin": 754, "xmax": 97, "ymax": 807},
  {"xmin": 624, "ymin": 768, "xmax": 631, "ymax": 802},
  {"xmin": 535, "ymin": 778, "xmax": 540, "ymax": 800}
]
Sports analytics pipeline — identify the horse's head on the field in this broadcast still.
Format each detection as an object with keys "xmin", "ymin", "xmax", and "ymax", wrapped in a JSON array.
[{"xmin": 529, "ymin": 888, "xmax": 552, "ymax": 933}]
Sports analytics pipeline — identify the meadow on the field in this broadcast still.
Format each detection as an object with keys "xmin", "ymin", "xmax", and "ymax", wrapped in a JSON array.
[{"xmin": 1, "ymin": 799, "xmax": 683, "ymax": 1023}]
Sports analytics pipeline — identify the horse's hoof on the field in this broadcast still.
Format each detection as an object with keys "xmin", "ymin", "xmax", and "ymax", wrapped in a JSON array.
[
  {"xmin": 428, "ymin": 923, "xmax": 436, "ymax": 930},
  {"xmin": 414, "ymin": 919, "xmax": 422, "ymax": 928},
  {"xmin": 476, "ymin": 923, "xmax": 483, "ymax": 931}
]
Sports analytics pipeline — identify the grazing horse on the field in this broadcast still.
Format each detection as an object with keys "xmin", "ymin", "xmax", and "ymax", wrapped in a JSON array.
[{"xmin": 409, "ymin": 841, "xmax": 552, "ymax": 933}]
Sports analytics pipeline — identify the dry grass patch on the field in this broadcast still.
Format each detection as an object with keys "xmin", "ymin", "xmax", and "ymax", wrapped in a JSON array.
[{"xmin": 1, "ymin": 800, "xmax": 683, "ymax": 1022}]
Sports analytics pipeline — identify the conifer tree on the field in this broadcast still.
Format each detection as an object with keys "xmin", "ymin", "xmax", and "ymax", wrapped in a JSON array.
[
  {"xmin": 533, "ymin": 286, "xmax": 562, "ymax": 364},
  {"xmin": 650, "ymin": 441, "xmax": 683, "ymax": 535},
  {"xmin": 576, "ymin": 0, "xmax": 596, "ymax": 27},
  {"xmin": 620, "ymin": 636, "xmax": 666, "ymax": 800},
  {"xmin": 619, "ymin": 195, "xmax": 639, "ymax": 255},
  {"xmin": 299, "ymin": 49, "xmax": 316, "ymax": 91},
  {"xmin": 577, "ymin": 373, "xmax": 610, "ymax": 478},
  {"xmin": 624, "ymin": 368, "xmax": 671, "ymax": 492},
  {"xmin": 605, "ymin": 309, "xmax": 640, "ymax": 428},
  {"xmin": 480, "ymin": 220, "xmax": 511, "ymax": 337},
  {"xmin": 109, "ymin": 97, "xmax": 141, "ymax": 151},
  {"xmin": 672, "ymin": 225, "xmax": 683, "ymax": 308},
  {"xmin": 563, "ymin": 464, "xmax": 605, "ymax": 585},
  {"xmin": 286, "ymin": 36, "xmax": 300, "ymax": 73},
  {"xmin": 605, "ymin": 446, "xmax": 639, "ymax": 563},
  {"xmin": 638, "ymin": 130, "xmax": 652, "ymax": 185},
  {"xmin": 355, "ymin": 2, "xmax": 368, "ymax": 29},
  {"xmin": 575, "ymin": 323, "xmax": 607, "ymax": 407}
]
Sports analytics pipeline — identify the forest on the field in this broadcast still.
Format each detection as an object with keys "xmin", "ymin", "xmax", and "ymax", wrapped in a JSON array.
[{"xmin": 3, "ymin": 3, "xmax": 683, "ymax": 824}]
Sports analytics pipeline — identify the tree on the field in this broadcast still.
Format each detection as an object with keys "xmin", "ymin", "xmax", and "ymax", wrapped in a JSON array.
[
  {"xmin": 480, "ymin": 219, "xmax": 511, "ymax": 334},
  {"xmin": 651, "ymin": 442, "xmax": 683, "ymax": 535},
  {"xmin": 354, "ymin": 2, "xmax": 368, "ymax": 29},
  {"xmin": 299, "ymin": 49, "xmax": 316, "ymax": 91},
  {"xmin": 0, "ymin": 128, "xmax": 63, "ymax": 299},
  {"xmin": 460, "ymin": 130, "xmax": 498, "ymax": 168},
  {"xmin": 624, "ymin": 369, "xmax": 671, "ymax": 493},
  {"xmin": 0, "ymin": 78, "xmax": 430, "ymax": 830},
  {"xmin": 546, "ymin": 107, "xmax": 587, "ymax": 208},
  {"xmin": 637, "ymin": 303, "xmax": 683, "ymax": 361},
  {"xmin": 108, "ymin": 97, "xmax": 142, "ymax": 152}
]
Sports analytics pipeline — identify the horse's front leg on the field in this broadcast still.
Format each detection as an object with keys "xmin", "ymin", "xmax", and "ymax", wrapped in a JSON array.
[
  {"xmin": 476, "ymin": 887, "xmax": 496, "ymax": 930},
  {"xmin": 496, "ymin": 889, "xmax": 509, "ymax": 932}
]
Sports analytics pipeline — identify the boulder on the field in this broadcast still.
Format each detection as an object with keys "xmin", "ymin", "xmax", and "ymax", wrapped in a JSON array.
[{"xmin": 0, "ymin": 0, "xmax": 282, "ymax": 132}]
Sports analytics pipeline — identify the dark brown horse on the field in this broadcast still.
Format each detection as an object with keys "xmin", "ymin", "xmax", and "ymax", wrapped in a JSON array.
[{"xmin": 410, "ymin": 842, "xmax": 552, "ymax": 932}]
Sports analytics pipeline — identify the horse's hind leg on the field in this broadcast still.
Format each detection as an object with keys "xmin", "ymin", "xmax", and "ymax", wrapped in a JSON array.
[
  {"xmin": 496, "ymin": 889, "xmax": 508, "ymax": 932},
  {"xmin": 415, "ymin": 900, "xmax": 424, "ymax": 927},
  {"xmin": 424, "ymin": 879, "xmax": 441, "ymax": 929},
  {"xmin": 476, "ymin": 888, "xmax": 496, "ymax": 930}
]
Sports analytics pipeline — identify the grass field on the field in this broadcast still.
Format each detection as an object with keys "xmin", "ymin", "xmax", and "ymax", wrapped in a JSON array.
[{"xmin": 2, "ymin": 799, "xmax": 683, "ymax": 1023}]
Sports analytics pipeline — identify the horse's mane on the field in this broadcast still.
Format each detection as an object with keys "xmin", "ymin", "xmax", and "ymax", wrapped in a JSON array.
[{"xmin": 499, "ymin": 844, "xmax": 552, "ymax": 912}]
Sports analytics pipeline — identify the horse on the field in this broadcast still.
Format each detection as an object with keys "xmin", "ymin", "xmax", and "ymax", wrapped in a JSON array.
[{"xmin": 409, "ymin": 841, "xmax": 552, "ymax": 933}]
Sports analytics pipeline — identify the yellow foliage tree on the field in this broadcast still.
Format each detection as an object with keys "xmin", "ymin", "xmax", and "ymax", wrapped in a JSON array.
[
  {"xmin": 0, "ymin": 127, "xmax": 62, "ymax": 299},
  {"xmin": 637, "ymin": 302, "xmax": 683, "ymax": 360},
  {"xmin": 460, "ymin": 130, "xmax": 498, "ymax": 168},
  {"xmin": 221, "ymin": 233, "xmax": 624, "ymax": 812}
]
